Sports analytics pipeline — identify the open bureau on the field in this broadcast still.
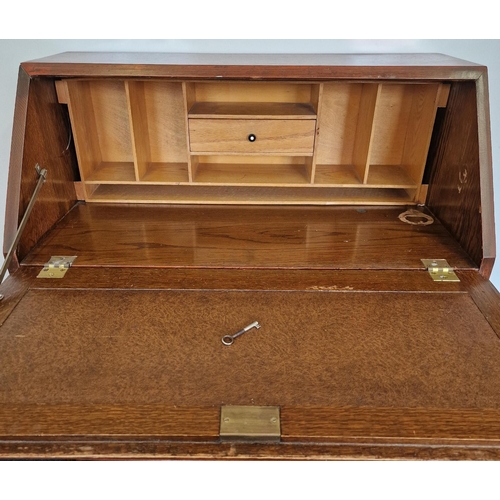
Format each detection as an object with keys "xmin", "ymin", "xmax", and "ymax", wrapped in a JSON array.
[{"xmin": 0, "ymin": 52, "xmax": 499, "ymax": 459}]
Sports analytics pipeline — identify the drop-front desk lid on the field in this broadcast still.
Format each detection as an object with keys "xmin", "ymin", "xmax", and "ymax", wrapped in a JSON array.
[{"xmin": 0, "ymin": 53, "xmax": 498, "ymax": 459}]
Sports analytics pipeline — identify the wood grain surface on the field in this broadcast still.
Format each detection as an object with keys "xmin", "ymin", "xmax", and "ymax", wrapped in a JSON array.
[
  {"xmin": 5, "ymin": 75, "xmax": 78, "ymax": 264},
  {"xmin": 427, "ymin": 82, "xmax": 492, "ymax": 274},
  {"xmin": 21, "ymin": 204, "xmax": 476, "ymax": 269},
  {"xmin": 1, "ymin": 288, "xmax": 498, "ymax": 408},
  {"xmin": 4, "ymin": 67, "xmax": 30, "ymax": 274},
  {"xmin": 20, "ymin": 53, "xmax": 485, "ymax": 81},
  {"xmin": 281, "ymin": 406, "xmax": 500, "ymax": 444},
  {"xmin": 22, "ymin": 267, "xmax": 465, "ymax": 292},
  {"xmin": 0, "ymin": 405, "xmax": 219, "ymax": 440},
  {"xmin": 188, "ymin": 118, "xmax": 316, "ymax": 154}
]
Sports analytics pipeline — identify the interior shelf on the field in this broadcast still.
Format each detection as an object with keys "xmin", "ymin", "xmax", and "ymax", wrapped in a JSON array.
[
  {"xmin": 188, "ymin": 102, "xmax": 317, "ymax": 119},
  {"xmin": 85, "ymin": 184, "xmax": 416, "ymax": 205},
  {"xmin": 193, "ymin": 163, "xmax": 309, "ymax": 185}
]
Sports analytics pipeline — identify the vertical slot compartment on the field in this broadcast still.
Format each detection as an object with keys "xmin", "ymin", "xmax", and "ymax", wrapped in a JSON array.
[
  {"xmin": 66, "ymin": 80, "xmax": 136, "ymax": 183},
  {"xmin": 314, "ymin": 83, "xmax": 378, "ymax": 186},
  {"xmin": 127, "ymin": 81, "xmax": 189, "ymax": 184},
  {"xmin": 367, "ymin": 83, "xmax": 440, "ymax": 187}
]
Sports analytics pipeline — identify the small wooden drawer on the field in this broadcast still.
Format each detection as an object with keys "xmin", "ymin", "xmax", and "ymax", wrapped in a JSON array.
[{"xmin": 188, "ymin": 119, "xmax": 316, "ymax": 154}]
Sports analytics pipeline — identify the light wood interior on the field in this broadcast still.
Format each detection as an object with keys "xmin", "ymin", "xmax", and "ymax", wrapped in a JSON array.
[{"xmin": 61, "ymin": 79, "xmax": 449, "ymax": 205}]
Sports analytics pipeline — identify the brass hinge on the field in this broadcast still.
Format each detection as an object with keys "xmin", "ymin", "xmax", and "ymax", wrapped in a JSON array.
[
  {"xmin": 421, "ymin": 259, "xmax": 460, "ymax": 282},
  {"xmin": 37, "ymin": 256, "xmax": 77, "ymax": 279},
  {"xmin": 220, "ymin": 405, "xmax": 281, "ymax": 442}
]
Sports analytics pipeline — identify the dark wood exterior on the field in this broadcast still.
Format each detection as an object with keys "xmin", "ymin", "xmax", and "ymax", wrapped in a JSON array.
[{"xmin": 0, "ymin": 53, "xmax": 498, "ymax": 460}]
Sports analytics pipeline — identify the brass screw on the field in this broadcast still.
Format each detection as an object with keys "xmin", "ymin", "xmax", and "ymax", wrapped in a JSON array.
[{"xmin": 270, "ymin": 417, "xmax": 277, "ymax": 423}]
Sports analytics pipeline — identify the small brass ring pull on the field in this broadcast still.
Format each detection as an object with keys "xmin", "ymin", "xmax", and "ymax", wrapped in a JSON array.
[{"xmin": 248, "ymin": 134, "xmax": 256, "ymax": 142}]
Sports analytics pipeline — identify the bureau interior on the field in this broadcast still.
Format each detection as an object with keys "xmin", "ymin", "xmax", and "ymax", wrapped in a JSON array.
[
  {"xmin": 13, "ymin": 76, "xmax": 483, "ymax": 273},
  {"xmin": 59, "ymin": 79, "xmax": 449, "ymax": 205}
]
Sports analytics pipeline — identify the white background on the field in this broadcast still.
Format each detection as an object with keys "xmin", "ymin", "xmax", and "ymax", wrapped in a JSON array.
[{"xmin": 1, "ymin": 39, "xmax": 499, "ymax": 286}]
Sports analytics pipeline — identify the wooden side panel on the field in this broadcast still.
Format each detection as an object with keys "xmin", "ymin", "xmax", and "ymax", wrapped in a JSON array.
[
  {"xmin": 4, "ymin": 67, "xmax": 30, "ymax": 272},
  {"xmin": 4, "ymin": 70, "xmax": 78, "ymax": 264},
  {"xmin": 427, "ymin": 81, "xmax": 493, "ymax": 274}
]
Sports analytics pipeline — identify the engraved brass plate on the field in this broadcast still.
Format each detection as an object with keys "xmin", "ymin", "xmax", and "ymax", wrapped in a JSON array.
[
  {"xmin": 220, "ymin": 405, "xmax": 280, "ymax": 442},
  {"xmin": 421, "ymin": 259, "xmax": 460, "ymax": 282}
]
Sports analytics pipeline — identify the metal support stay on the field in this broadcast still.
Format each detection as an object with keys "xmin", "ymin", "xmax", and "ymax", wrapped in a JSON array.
[{"xmin": 0, "ymin": 165, "xmax": 47, "ymax": 284}]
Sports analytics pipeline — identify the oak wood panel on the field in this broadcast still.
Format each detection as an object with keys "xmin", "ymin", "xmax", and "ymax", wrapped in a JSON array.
[
  {"xmin": 188, "ymin": 119, "xmax": 316, "ymax": 154},
  {"xmin": 0, "ymin": 268, "xmax": 32, "ymax": 326},
  {"xmin": 1, "ymin": 404, "xmax": 500, "ymax": 458},
  {"xmin": 1, "ymin": 289, "xmax": 498, "ymax": 408},
  {"xmin": 5, "ymin": 74, "xmax": 78, "ymax": 263},
  {"xmin": 0, "ymin": 405, "xmax": 219, "ymax": 441},
  {"xmin": 4, "ymin": 67, "xmax": 30, "ymax": 273},
  {"xmin": 475, "ymin": 73, "xmax": 496, "ymax": 277},
  {"xmin": 281, "ymin": 406, "xmax": 500, "ymax": 444},
  {"xmin": 21, "ymin": 204, "xmax": 475, "ymax": 269},
  {"xmin": 458, "ymin": 270, "xmax": 500, "ymax": 338},
  {"xmin": 23, "ymin": 267, "xmax": 466, "ymax": 292},
  {"xmin": 21, "ymin": 53, "xmax": 485, "ymax": 81},
  {"xmin": 427, "ymin": 82, "xmax": 488, "ymax": 272}
]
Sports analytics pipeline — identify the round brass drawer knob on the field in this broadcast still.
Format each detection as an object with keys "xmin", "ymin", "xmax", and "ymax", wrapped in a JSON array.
[{"xmin": 248, "ymin": 134, "xmax": 256, "ymax": 142}]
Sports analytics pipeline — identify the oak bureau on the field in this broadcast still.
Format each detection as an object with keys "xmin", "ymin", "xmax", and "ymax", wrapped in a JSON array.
[{"xmin": 0, "ymin": 52, "xmax": 499, "ymax": 459}]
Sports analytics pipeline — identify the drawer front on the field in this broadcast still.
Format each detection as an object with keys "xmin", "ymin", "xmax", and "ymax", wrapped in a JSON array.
[{"xmin": 188, "ymin": 119, "xmax": 316, "ymax": 154}]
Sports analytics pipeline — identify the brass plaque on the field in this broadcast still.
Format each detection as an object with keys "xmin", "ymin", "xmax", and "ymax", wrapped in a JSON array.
[{"xmin": 220, "ymin": 405, "xmax": 280, "ymax": 442}]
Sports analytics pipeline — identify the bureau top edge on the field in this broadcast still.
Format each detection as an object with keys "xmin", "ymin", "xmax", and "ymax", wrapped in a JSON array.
[{"xmin": 20, "ymin": 52, "xmax": 487, "ymax": 80}]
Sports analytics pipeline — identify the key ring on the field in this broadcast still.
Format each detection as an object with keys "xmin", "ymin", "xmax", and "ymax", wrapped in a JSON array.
[{"xmin": 222, "ymin": 335, "xmax": 235, "ymax": 346}]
